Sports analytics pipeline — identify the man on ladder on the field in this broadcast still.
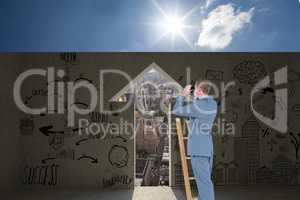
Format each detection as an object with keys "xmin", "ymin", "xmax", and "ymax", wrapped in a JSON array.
[{"xmin": 172, "ymin": 80, "xmax": 217, "ymax": 200}]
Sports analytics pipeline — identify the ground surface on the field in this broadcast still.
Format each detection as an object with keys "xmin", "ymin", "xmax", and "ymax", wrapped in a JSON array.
[{"xmin": 4, "ymin": 186, "xmax": 300, "ymax": 200}]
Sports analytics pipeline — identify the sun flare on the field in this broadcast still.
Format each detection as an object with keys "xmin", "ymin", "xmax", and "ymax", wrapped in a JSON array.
[
  {"xmin": 149, "ymin": 0, "xmax": 200, "ymax": 49},
  {"xmin": 163, "ymin": 15, "xmax": 184, "ymax": 35}
]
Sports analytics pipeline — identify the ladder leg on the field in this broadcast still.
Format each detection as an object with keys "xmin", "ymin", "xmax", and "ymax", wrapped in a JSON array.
[{"xmin": 176, "ymin": 118, "xmax": 193, "ymax": 200}]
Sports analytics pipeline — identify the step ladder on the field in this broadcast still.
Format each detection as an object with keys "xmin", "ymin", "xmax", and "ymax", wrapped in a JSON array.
[{"xmin": 175, "ymin": 118, "xmax": 194, "ymax": 200}]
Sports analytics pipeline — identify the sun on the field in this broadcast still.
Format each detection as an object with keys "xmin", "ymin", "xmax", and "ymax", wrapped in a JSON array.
[
  {"xmin": 156, "ymin": 13, "xmax": 194, "ymax": 49},
  {"xmin": 149, "ymin": 0, "xmax": 200, "ymax": 49},
  {"xmin": 163, "ymin": 15, "xmax": 184, "ymax": 35}
]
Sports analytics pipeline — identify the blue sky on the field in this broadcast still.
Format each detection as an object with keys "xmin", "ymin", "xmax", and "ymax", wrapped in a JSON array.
[{"xmin": 0, "ymin": 0, "xmax": 300, "ymax": 51}]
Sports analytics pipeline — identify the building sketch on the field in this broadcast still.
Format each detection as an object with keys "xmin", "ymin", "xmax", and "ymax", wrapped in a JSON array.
[
  {"xmin": 234, "ymin": 137, "xmax": 249, "ymax": 185},
  {"xmin": 271, "ymin": 154, "xmax": 294, "ymax": 185},
  {"xmin": 213, "ymin": 161, "xmax": 238, "ymax": 185},
  {"xmin": 242, "ymin": 117, "xmax": 260, "ymax": 184},
  {"xmin": 256, "ymin": 166, "xmax": 273, "ymax": 184}
]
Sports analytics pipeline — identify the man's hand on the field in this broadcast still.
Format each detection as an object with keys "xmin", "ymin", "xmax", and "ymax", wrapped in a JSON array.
[{"xmin": 180, "ymin": 85, "xmax": 192, "ymax": 96}]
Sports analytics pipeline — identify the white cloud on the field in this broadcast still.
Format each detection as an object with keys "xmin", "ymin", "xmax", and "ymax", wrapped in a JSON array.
[
  {"xmin": 199, "ymin": 0, "xmax": 214, "ymax": 12},
  {"xmin": 196, "ymin": 4, "xmax": 255, "ymax": 50},
  {"xmin": 204, "ymin": 0, "xmax": 214, "ymax": 9}
]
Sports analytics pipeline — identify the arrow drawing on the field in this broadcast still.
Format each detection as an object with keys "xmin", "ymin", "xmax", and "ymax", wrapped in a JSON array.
[
  {"xmin": 39, "ymin": 125, "xmax": 83, "ymax": 136},
  {"xmin": 75, "ymin": 138, "xmax": 89, "ymax": 146},
  {"xmin": 77, "ymin": 155, "xmax": 98, "ymax": 164},
  {"xmin": 113, "ymin": 135, "xmax": 127, "ymax": 142},
  {"xmin": 39, "ymin": 125, "xmax": 64, "ymax": 136},
  {"xmin": 41, "ymin": 157, "xmax": 56, "ymax": 164}
]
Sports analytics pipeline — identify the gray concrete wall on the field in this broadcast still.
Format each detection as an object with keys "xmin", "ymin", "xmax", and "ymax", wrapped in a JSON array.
[
  {"xmin": 0, "ymin": 55, "xmax": 23, "ymax": 193},
  {"xmin": 1, "ymin": 53, "xmax": 300, "ymax": 190},
  {"xmin": 17, "ymin": 55, "xmax": 134, "ymax": 189}
]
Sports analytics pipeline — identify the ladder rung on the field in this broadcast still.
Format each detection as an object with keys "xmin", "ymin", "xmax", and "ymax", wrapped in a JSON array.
[
  {"xmin": 189, "ymin": 177, "xmax": 196, "ymax": 181},
  {"xmin": 186, "ymin": 156, "xmax": 191, "ymax": 160},
  {"xmin": 183, "ymin": 137, "xmax": 188, "ymax": 139}
]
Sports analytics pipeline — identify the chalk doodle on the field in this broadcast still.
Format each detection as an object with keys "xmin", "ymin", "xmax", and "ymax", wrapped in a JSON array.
[
  {"xmin": 112, "ymin": 135, "xmax": 127, "ymax": 142},
  {"xmin": 255, "ymin": 161, "xmax": 297, "ymax": 185},
  {"xmin": 240, "ymin": 117, "xmax": 261, "ymax": 184},
  {"xmin": 256, "ymin": 166, "xmax": 273, "ymax": 184},
  {"xmin": 102, "ymin": 175, "xmax": 132, "ymax": 188},
  {"xmin": 289, "ymin": 131, "xmax": 300, "ymax": 160},
  {"xmin": 222, "ymin": 110, "xmax": 238, "ymax": 123},
  {"xmin": 75, "ymin": 138, "xmax": 89, "ymax": 146},
  {"xmin": 74, "ymin": 77, "xmax": 93, "ymax": 84},
  {"xmin": 32, "ymin": 89, "xmax": 47, "ymax": 96},
  {"xmin": 205, "ymin": 69, "xmax": 224, "ymax": 81},
  {"xmin": 233, "ymin": 60, "xmax": 267, "ymax": 85},
  {"xmin": 48, "ymin": 133, "xmax": 64, "ymax": 151},
  {"xmin": 39, "ymin": 125, "xmax": 83, "ymax": 137},
  {"xmin": 77, "ymin": 154, "xmax": 98, "ymax": 164},
  {"xmin": 242, "ymin": 117, "xmax": 261, "ymax": 138},
  {"xmin": 23, "ymin": 164, "xmax": 59, "ymax": 186},
  {"xmin": 108, "ymin": 145, "xmax": 129, "ymax": 168},
  {"xmin": 24, "ymin": 88, "xmax": 49, "ymax": 105},
  {"xmin": 262, "ymin": 127, "xmax": 271, "ymax": 138},
  {"xmin": 42, "ymin": 148, "xmax": 75, "ymax": 163},
  {"xmin": 89, "ymin": 112, "xmax": 110, "ymax": 123},
  {"xmin": 60, "ymin": 52, "xmax": 77, "ymax": 65},
  {"xmin": 288, "ymin": 83, "xmax": 296, "ymax": 98},
  {"xmin": 214, "ymin": 161, "xmax": 239, "ymax": 185},
  {"xmin": 270, "ymin": 154, "xmax": 295, "ymax": 185},
  {"xmin": 288, "ymin": 69, "xmax": 300, "ymax": 83},
  {"xmin": 19, "ymin": 118, "xmax": 35, "ymax": 135},
  {"xmin": 267, "ymin": 138, "xmax": 277, "ymax": 152},
  {"xmin": 41, "ymin": 157, "xmax": 56, "ymax": 164},
  {"xmin": 38, "ymin": 125, "xmax": 78, "ymax": 151},
  {"xmin": 292, "ymin": 104, "xmax": 300, "ymax": 116},
  {"xmin": 39, "ymin": 125, "xmax": 64, "ymax": 136}
]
